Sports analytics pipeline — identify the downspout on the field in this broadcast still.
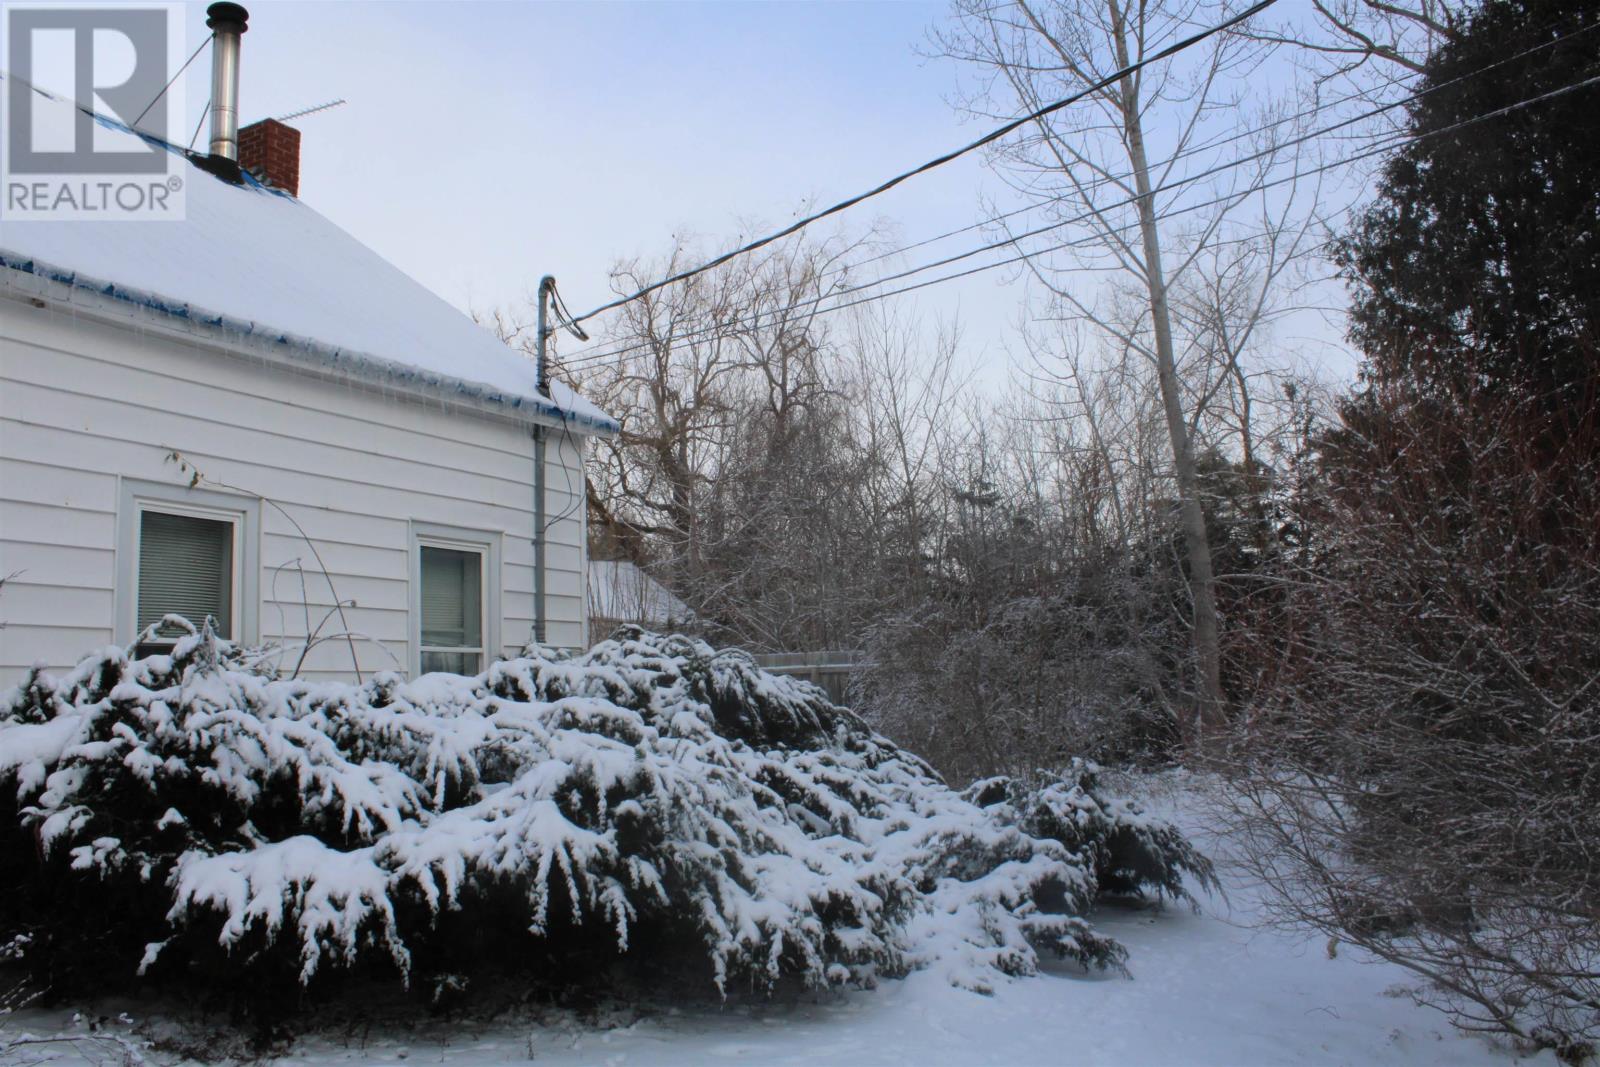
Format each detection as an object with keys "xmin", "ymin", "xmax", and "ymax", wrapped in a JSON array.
[
  {"xmin": 533, "ymin": 275, "xmax": 555, "ymax": 647},
  {"xmin": 534, "ymin": 426, "xmax": 547, "ymax": 646}
]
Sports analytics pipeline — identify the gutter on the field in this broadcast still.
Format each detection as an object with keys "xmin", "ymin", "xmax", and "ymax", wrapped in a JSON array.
[{"xmin": 0, "ymin": 250, "xmax": 620, "ymax": 436}]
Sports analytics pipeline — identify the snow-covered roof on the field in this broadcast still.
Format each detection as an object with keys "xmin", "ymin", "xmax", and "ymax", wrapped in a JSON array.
[
  {"xmin": 588, "ymin": 560, "xmax": 693, "ymax": 627},
  {"xmin": 0, "ymin": 75, "xmax": 616, "ymax": 434}
]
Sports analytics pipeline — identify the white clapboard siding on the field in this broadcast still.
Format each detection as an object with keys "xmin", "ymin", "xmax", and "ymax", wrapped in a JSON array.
[{"xmin": 0, "ymin": 294, "xmax": 594, "ymax": 685}]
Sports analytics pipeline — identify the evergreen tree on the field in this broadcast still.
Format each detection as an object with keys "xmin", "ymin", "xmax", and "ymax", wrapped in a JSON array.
[
  {"xmin": 1337, "ymin": 0, "xmax": 1600, "ymax": 404},
  {"xmin": 1229, "ymin": 1, "xmax": 1600, "ymax": 1054}
]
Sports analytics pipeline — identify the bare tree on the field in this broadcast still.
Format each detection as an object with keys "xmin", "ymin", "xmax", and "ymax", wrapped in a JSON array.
[
  {"xmin": 574, "ymin": 245, "xmax": 748, "ymax": 566},
  {"xmin": 564, "ymin": 232, "xmax": 904, "ymax": 650},
  {"xmin": 938, "ymin": 0, "xmax": 1316, "ymax": 743},
  {"xmin": 849, "ymin": 305, "xmax": 973, "ymax": 602},
  {"xmin": 1245, "ymin": 0, "xmax": 1465, "ymax": 79}
]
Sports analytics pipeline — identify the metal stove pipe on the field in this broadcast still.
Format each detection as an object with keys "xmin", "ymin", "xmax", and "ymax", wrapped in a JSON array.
[{"xmin": 205, "ymin": 3, "xmax": 249, "ymax": 161}]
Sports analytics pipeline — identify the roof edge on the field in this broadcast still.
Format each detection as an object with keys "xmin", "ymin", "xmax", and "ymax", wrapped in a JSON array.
[{"xmin": 0, "ymin": 250, "xmax": 620, "ymax": 436}]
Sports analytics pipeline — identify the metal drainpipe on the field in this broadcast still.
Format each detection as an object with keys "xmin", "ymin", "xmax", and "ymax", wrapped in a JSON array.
[
  {"xmin": 533, "ymin": 276, "xmax": 555, "ymax": 647},
  {"xmin": 533, "ymin": 427, "xmax": 547, "ymax": 646},
  {"xmin": 205, "ymin": 3, "xmax": 249, "ymax": 161}
]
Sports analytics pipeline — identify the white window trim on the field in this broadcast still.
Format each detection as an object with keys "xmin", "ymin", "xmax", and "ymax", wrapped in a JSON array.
[
  {"xmin": 409, "ymin": 521, "xmax": 502, "ymax": 677},
  {"xmin": 116, "ymin": 478, "xmax": 260, "ymax": 647}
]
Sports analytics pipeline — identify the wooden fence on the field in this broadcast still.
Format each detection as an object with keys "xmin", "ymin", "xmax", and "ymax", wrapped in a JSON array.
[{"xmin": 751, "ymin": 650, "xmax": 865, "ymax": 706}]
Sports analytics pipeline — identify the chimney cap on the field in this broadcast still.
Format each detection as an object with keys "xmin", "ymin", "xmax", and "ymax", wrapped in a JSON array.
[{"xmin": 205, "ymin": 2, "xmax": 249, "ymax": 32}]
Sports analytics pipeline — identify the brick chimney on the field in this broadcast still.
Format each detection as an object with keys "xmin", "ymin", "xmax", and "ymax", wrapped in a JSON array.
[{"xmin": 238, "ymin": 118, "xmax": 301, "ymax": 196}]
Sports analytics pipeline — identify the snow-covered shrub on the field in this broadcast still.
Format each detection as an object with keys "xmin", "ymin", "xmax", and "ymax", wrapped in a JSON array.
[
  {"xmin": 963, "ymin": 763, "xmax": 1215, "ymax": 903},
  {"xmin": 0, "ymin": 626, "xmax": 1210, "ymax": 1011}
]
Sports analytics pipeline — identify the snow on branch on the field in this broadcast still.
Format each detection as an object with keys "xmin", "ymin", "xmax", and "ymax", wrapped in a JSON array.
[{"xmin": 0, "ymin": 626, "xmax": 1212, "ymax": 1006}]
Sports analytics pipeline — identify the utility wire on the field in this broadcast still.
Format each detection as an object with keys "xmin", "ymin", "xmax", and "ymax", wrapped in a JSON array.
[
  {"xmin": 538, "ymin": 279, "xmax": 593, "ymax": 535},
  {"xmin": 560, "ymin": 23, "xmax": 1598, "ymax": 366},
  {"xmin": 558, "ymin": 145, "xmax": 1364, "ymax": 372},
  {"xmin": 559, "ymin": 108, "xmax": 1353, "ymax": 370},
  {"xmin": 551, "ymin": 283, "xmax": 590, "ymax": 343},
  {"xmin": 847, "ymin": 66, "xmax": 1421, "ymax": 274},
  {"xmin": 552, "ymin": 69, "xmax": 1600, "ymax": 374},
  {"xmin": 864, "ymin": 9, "xmax": 1594, "ymax": 268},
  {"xmin": 132, "ymin": 33, "xmax": 213, "ymax": 131},
  {"xmin": 555, "ymin": 17, "xmax": 1598, "ymax": 370},
  {"xmin": 817, "ymin": 72, "xmax": 1600, "ymax": 316},
  {"xmin": 562, "ymin": 0, "xmax": 1282, "ymax": 328},
  {"xmin": 877, "ymin": 9, "xmax": 1562, "ymax": 272},
  {"xmin": 613, "ymin": 71, "xmax": 1600, "ymax": 360}
]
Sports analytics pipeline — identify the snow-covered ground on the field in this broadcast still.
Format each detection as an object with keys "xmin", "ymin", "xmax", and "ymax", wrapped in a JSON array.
[{"xmin": 1, "ymin": 788, "xmax": 1551, "ymax": 1067}]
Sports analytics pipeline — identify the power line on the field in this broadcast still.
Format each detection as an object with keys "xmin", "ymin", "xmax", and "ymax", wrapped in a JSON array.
[
  {"xmin": 559, "ymin": 21, "xmax": 1600, "ymax": 365},
  {"xmin": 561, "ymin": 0, "xmax": 1283, "ymax": 329},
  {"xmin": 560, "ymin": 107, "xmax": 1349, "ymax": 369},
  {"xmin": 574, "ymin": 73, "xmax": 1396, "ymax": 355},
  {"xmin": 804, "ymin": 71, "xmax": 1600, "ymax": 320},
  {"xmin": 540, "ymin": 279, "xmax": 592, "ymax": 531},
  {"xmin": 845, "ymin": 66, "xmax": 1423, "ymax": 274},
  {"xmin": 559, "ymin": 109, "xmax": 1331, "ymax": 370},
  {"xmin": 873, "ymin": 8, "xmax": 1592, "ymax": 266},
  {"xmin": 557, "ymin": 145, "xmax": 1359, "ymax": 372},
  {"xmin": 550, "ymin": 282, "xmax": 590, "ymax": 343},
  {"xmin": 554, "ymin": 18, "xmax": 1598, "ymax": 371},
  {"xmin": 552, "ymin": 69, "xmax": 1600, "ymax": 375}
]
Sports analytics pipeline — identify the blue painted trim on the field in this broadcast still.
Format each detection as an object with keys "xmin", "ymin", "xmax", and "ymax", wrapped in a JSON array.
[
  {"xmin": 0, "ymin": 71, "xmax": 617, "ymax": 435},
  {"xmin": 0, "ymin": 251, "xmax": 619, "ymax": 434}
]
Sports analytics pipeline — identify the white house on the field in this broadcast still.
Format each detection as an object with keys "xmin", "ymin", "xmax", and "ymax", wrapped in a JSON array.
[
  {"xmin": 587, "ymin": 559, "xmax": 694, "ymax": 635},
  {"xmin": 0, "ymin": 67, "xmax": 616, "ymax": 687}
]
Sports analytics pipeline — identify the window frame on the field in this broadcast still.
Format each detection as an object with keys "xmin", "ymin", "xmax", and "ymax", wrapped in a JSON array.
[
  {"xmin": 409, "ymin": 522, "xmax": 501, "ymax": 677},
  {"xmin": 116, "ymin": 478, "xmax": 260, "ymax": 648}
]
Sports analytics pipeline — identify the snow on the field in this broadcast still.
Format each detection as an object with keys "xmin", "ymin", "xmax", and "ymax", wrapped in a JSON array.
[
  {"xmin": 5, "ymin": 631, "xmax": 1187, "ymax": 1002},
  {"xmin": 0, "ymin": 75, "xmax": 615, "ymax": 433},
  {"xmin": 0, "ymin": 711, "xmax": 86, "ymax": 796},
  {"xmin": 0, "ymin": 633, "xmax": 1557, "ymax": 1065},
  {"xmin": 1, "ymin": 789, "xmax": 1553, "ymax": 1066},
  {"xmin": 588, "ymin": 560, "xmax": 694, "ymax": 627},
  {"xmin": 167, "ymin": 837, "xmax": 407, "ymax": 984}
]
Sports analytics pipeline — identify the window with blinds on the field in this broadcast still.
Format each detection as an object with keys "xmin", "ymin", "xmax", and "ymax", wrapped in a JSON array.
[
  {"xmin": 137, "ymin": 509, "xmax": 235, "ymax": 645},
  {"xmin": 420, "ymin": 544, "xmax": 484, "ymax": 674}
]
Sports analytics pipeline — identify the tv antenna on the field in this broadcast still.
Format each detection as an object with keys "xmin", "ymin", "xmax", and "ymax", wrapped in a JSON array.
[{"xmin": 275, "ymin": 98, "xmax": 346, "ymax": 123}]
